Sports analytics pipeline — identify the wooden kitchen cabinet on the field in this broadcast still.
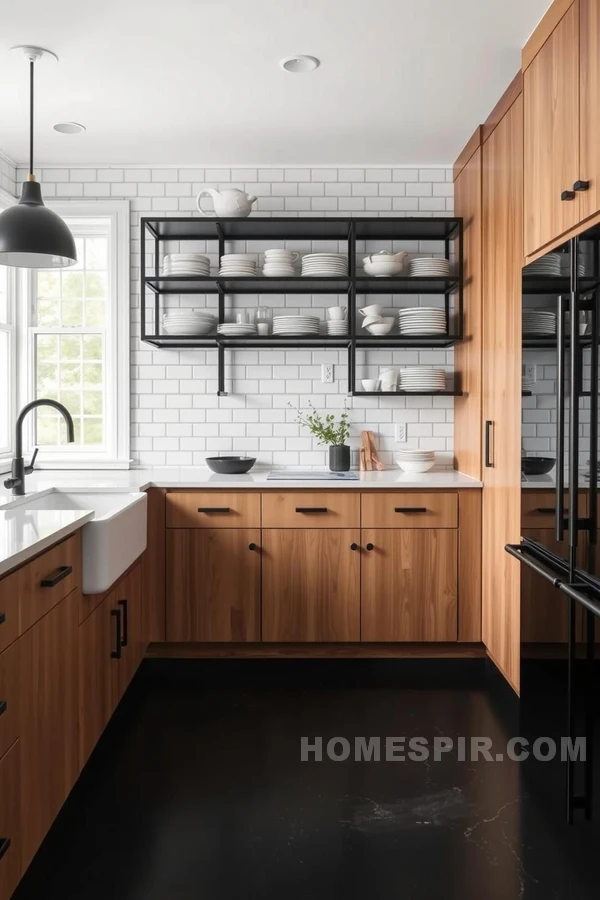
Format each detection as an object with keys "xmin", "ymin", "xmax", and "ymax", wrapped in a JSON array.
[
  {"xmin": 261, "ymin": 529, "xmax": 360, "ymax": 642},
  {"xmin": 0, "ymin": 739, "xmax": 21, "ymax": 900},
  {"xmin": 0, "ymin": 640, "xmax": 19, "ymax": 763},
  {"xmin": 523, "ymin": 0, "xmax": 580, "ymax": 258},
  {"xmin": 166, "ymin": 528, "xmax": 261, "ymax": 641},
  {"xmin": 19, "ymin": 590, "xmax": 79, "ymax": 870},
  {"xmin": 109, "ymin": 562, "xmax": 143, "ymax": 707},
  {"xmin": 78, "ymin": 596, "xmax": 111, "ymax": 768},
  {"xmin": 579, "ymin": 0, "xmax": 600, "ymax": 222},
  {"xmin": 361, "ymin": 529, "xmax": 458, "ymax": 642}
]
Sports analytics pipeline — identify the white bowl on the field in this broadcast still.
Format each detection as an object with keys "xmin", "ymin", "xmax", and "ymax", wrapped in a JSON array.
[
  {"xmin": 367, "ymin": 322, "xmax": 394, "ymax": 335},
  {"xmin": 362, "ymin": 315, "xmax": 383, "ymax": 329},
  {"xmin": 396, "ymin": 459, "xmax": 435, "ymax": 473},
  {"xmin": 359, "ymin": 304, "xmax": 383, "ymax": 318},
  {"xmin": 361, "ymin": 379, "xmax": 380, "ymax": 392},
  {"xmin": 363, "ymin": 260, "xmax": 404, "ymax": 277}
]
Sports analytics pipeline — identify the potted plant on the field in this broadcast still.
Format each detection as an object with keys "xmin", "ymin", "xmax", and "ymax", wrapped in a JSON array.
[{"xmin": 290, "ymin": 402, "xmax": 351, "ymax": 471}]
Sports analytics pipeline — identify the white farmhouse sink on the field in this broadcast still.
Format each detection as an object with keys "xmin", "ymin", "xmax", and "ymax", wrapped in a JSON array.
[{"xmin": 18, "ymin": 490, "xmax": 147, "ymax": 594}]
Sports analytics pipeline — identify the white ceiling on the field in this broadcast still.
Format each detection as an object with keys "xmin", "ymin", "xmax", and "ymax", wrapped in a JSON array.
[{"xmin": 0, "ymin": 0, "xmax": 550, "ymax": 168}]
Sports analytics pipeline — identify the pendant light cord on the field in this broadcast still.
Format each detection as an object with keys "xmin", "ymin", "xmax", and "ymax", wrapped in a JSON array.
[{"xmin": 29, "ymin": 58, "xmax": 34, "ymax": 178}]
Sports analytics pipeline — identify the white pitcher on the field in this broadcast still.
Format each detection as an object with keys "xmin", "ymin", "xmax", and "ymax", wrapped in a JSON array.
[{"xmin": 196, "ymin": 188, "xmax": 257, "ymax": 218}]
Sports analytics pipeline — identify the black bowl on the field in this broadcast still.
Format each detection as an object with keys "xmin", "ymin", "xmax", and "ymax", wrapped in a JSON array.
[
  {"xmin": 521, "ymin": 456, "xmax": 556, "ymax": 476},
  {"xmin": 206, "ymin": 456, "xmax": 256, "ymax": 475}
]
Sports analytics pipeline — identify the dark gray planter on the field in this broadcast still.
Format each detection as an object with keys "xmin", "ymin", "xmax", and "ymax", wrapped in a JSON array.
[{"xmin": 329, "ymin": 444, "xmax": 351, "ymax": 472}]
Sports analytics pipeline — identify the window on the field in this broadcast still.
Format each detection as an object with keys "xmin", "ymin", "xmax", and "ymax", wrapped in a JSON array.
[
  {"xmin": 0, "ymin": 188, "xmax": 16, "ymax": 468},
  {"xmin": 17, "ymin": 201, "xmax": 130, "ymax": 468}
]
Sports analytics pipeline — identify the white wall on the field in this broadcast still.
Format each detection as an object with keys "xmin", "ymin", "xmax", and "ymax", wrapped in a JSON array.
[
  {"xmin": 16, "ymin": 164, "xmax": 455, "ymax": 468},
  {"xmin": 0, "ymin": 153, "xmax": 16, "ymax": 197}
]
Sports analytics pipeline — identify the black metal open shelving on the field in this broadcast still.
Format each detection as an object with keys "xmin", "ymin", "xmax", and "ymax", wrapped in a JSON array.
[{"xmin": 141, "ymin": 215, "xmax": 464, "ymax": 395}]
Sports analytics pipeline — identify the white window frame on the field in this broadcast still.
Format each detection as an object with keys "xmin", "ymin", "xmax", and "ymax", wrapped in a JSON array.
[
  {"xmin": 0, "ymin": 187, "xmax": 17, "ymax": 474},
  {"xmin": 16, "ymin": 200, "xmax": 130, "ymax": 468}
]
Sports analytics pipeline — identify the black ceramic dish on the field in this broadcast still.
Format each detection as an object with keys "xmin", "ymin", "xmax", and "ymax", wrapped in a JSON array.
[
  {"xmin": 521, "ymin": 456, "xmax": 555, "ymax": 476},
  {"xmin": 206, "ymin": 456, "xmax": 257, "ymax": 475}
]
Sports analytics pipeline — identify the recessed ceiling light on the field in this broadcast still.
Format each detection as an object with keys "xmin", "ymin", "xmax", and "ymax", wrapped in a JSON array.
[
  {"xmin": 280, "ymin": 55, "xmax": 320, "ymax": 73},
  {"xmin": 53, "ymin": 122, "xmax": 86, "ymax": 134}
]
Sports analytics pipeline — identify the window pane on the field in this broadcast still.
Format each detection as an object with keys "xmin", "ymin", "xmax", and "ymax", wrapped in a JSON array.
[{"xmin": 34, "ymin": 233, "xmax": 109, "ymax": 328}]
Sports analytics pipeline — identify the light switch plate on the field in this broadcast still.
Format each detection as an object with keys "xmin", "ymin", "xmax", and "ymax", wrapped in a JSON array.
[
  {"xmin": 321, "ymin": 364, "xmax": 334, "ymax": 383},
  {"xmin": 395, "ymin": 423, "xmax": 407, "ymax": 443},
  {"xmin": 524, "ymin": 364, "xmax": 537, "ymax": 383}
]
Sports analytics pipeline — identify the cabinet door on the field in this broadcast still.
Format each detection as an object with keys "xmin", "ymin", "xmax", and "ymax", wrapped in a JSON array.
[
  {"xmin": 167, "ymin": 529, "xmax": 261, "ymax": 641},
  {"xmin": 0, "ymin": 739, "xmax": 21, "ymax": 900},
  {"xmin": 524, "ymin": 1, "xmax": 580, "ymax": 257},
  {"xmin": 482, "ymin": 96, "xmax": 523, "ymax": 692},
  {"xmin": 262, "ymin": 529, "xmax": 360, "ymax": 642},
  {"xmin": 579, "ymin": 0, "xmax": 600, "ymax": 221},
  {"xmin": 116, "ymin": 563, "xmax": 143, "ymax": 691},
  {"xmin": 19, "ymin": 591, "xmax": 79, "ymax": 869},
  {"xmin": 361, "ymin": 529, "xmax": 457, "ymax": 642},
  {"xmin": 78, "ymin": 598, "xmax": 111, "ymax": 768}
]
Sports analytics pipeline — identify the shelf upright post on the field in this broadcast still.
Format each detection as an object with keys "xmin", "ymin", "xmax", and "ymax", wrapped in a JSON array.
[
  {"xmin": 154, "ymin": 229, "xmax": 160, "ymax": 338},
  {"xmin": 218, "ymin": 343, "xmax": 227, "ymax": 396},
  {"xmin": 140, "ymin": 219, "xmax": 146, "ymax": 340},
  {"xmin": 348, "ymin": 220, "xmax": 356, "ymax": 395},
  {"xmin": 457, "ymin": 219, "xmax": 464, "ymax": 340}
]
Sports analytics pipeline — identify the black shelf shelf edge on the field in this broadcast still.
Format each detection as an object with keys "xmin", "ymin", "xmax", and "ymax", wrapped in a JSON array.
[
  {"xmin": 351, "ymin": 390, "xmax": 462, "ymax": 397},
  {"xmin": 355, "ymin": 276, "xmax": 459, "ymax": 295},
  {"xmin": 355, "ymin": 334, "xmax": 461, "ymax": 348},
  {"xmin": 141, "ymin": 333, "xmax": 461, "ymax": 349},
  {"xmin": 522, "ymin": 334, "xmax": 593, "ymax": 349},
  {"xmin": 145, "ymin": 275, "xmax": 351, "ymax": 294},
  {"xmin": 522, "ymin": 275, "xmax": 600, "ymax": 294}
]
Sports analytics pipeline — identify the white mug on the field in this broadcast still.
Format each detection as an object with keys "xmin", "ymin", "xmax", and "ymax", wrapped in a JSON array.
[{"xmin": 327, "ymin": 306, "xmax": 347, "ymax": 321}]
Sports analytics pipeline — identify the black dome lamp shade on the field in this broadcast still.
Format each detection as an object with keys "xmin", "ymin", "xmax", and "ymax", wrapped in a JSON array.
[{"xmin": 0, "ymin": 47, "xmax": 77, "ymax": 269}]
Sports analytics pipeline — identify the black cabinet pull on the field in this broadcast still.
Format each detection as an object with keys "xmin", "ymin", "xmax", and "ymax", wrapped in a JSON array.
[
  {"xmin": 394, "ymin": 507, "xmax": 427, "ymax": 514},
  {"xmin": 536, "ymin": 507, "xmax": 570, "ymax": 516},
  {"xmin": 111, "ymin": 609, "xmax": 122, "ymax": 660},
  {"xmin": 248, "ymin": 543, "xmax": 256, "ymax": 551},
  {"xmin": 573, "ymin": 180, "xmax": 590, "ymax": 192},
  {"xmin": 40, "ymin": 565, "xmax": 72, "ymax": 588},
  {"xmin": 485, "ymin": 420, "xmax": 493, "ymax": 468},
  {"xmin": 561, "ymin": 190, "xmax": 576, "ymax": 201},
  {"xmin": 366, "ymin": 543, "xmax": 374, "ymax": 551},
  {"xmin": 0, "ymin": 700, "xmax": 6, "ymax": 717},
  {"xmin": 0, "ymin": 612, "xmax": 5, "ymax": 626},
  {"xmin": 350, "ymin": 542, "xmax": 358, "ymax": 551},
  {"xmin": 197, "ymin": 507, "xmax": 230, "ymax": 513},
  {"xmin": 118, "ymin": 599, "xmax": 128, "ymax": 648},
  {"xmin": 0, "ymin": 837, "xmax": 11, "ymax": 862},
  {"xmin": 295, "ymin": 507, "xmax": 328, "ymax": 513}
]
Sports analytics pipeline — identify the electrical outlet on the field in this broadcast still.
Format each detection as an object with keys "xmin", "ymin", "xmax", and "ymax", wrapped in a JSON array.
[
  {"xmin": 321, "ymin": 364, "xmax": 334, "ymax": 384},
  {"xmin": 524, "ymin": 364, "xmax": 537, "ymax": 383},
  {"xmin": 395, "ymin": 423, "xmax": 407, "ymax": 443}
]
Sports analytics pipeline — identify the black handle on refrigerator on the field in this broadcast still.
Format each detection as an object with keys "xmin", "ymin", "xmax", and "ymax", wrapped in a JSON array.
[
  {"xmin": 484, "ymin": 421, "xmax": 493, "ymax": 468},
  {"xmin": 505, "ymin": 543, "xmax": 565, "ymax": 586},
  {"xmin": 588, "ymin": 286, "xmax": 599, "ymax": 541},
  {"xmin": 556, "ymin": 293, "xmax": 567, "ymax": 543},
  {"xmin": 568, "ymin": 238, "xmax": 581, "ymax": 572}
]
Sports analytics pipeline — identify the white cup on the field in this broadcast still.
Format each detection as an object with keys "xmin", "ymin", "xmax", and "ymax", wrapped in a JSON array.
[
  {"xmin": 327, "ymin": 306, "xmax": 347, "ymax": 321},
  {"xmin": 257, "ymin": 322, "xmax": 270, "ymax": 335},
  {"xmin": 359, "ymin": 304, "xmax": 383, "ymax": 318}
]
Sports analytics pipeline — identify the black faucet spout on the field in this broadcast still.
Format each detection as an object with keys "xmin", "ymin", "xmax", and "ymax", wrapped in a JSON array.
[{"xmin": 5, "ymin": 399, "xmax": 75, "ymax": 496}]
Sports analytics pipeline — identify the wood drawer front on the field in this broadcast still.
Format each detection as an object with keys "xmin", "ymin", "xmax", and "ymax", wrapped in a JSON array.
[
  {"xmin": 166, "ymin": 492, "xmax": 261, "ymax": 528},
  {"xmin": 521, "ymin": 491, "xmax": 586, "ymax": 530},
  {"xmin": 0, "ymin": 577, "xmax": 19, "ymax": 654},
  {"xmin": 19, "ymin": 534, "xmax": 80, "ymax": 634},
  {"xmin": 0, "ymin": 641, "xmax": 19, "ymax": 761},
  {"xmin": 0, "ymin": 739, "xmax": 21, "ymax": 900},
  {"xmin": 261, "ymin": 492, "xmax": 360, "ymax": 529},
  {"xmin": 361, "ymin": 493, "xmax": 458, "ymax": 528}
]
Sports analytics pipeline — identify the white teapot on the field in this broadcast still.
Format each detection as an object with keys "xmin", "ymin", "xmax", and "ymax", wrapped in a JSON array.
[{"xmin": 196, "ymin": 188, "xmax": 257, "ymax": 218}]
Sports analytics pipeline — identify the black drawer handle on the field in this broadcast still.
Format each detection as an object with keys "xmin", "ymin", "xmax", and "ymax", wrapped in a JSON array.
[
  {"xmin": 350, "ymin": 542, "xmax": 358, "ymax": 551},
  {"xmin": 197, "ymin": 507, "xmax": 231, "ymax": 513},
  {"xmin": 394, "ymin": 507, "xmax": 427, "ymax": 514},
  {"xmin": 366, "ymin": 543, "xmax": 374, "ymax": 551},
  {"xmin": 0, "ymin": 700, "xmax": 6, "ymax": 717},
  {"xmin": 0, "ymin": 837, "xmax": 11, "ymax": 862},
  {"xmin": 40, "ymin": 565, "xmax": 73, "ymax": 588},
  {"xmin": 118, "ymin": 599, "xmax": 128, "ymax": 648},
  {"xmin": 561, "ymin": 190, "xmax": 576, "ymax": 201},
  {"xmin": 485, "ymin": 420, "xmax": 493, "ymax": 468},
  {"xmin": 535, "ymin": 507, "xmax": 570, "ymax": 515},
  {"xmin": 296, "ymin": 507, "xmax": 328, "ymax": 513},
  {"xmin": 248, "ymin": 543, "xmax": 257, "ymax": 551},
  {"xmin": 110, "ymin": 608, "xmax": 122, "ymax": 660},
  {"xmin": 0, "ymin": 612, "xmax": 5, "ymax": 626},
  {"xmin": 573, "ymin": 180, "xmax": 590, "ymax": 192}
]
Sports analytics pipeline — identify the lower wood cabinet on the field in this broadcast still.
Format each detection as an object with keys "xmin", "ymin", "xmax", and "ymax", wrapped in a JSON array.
[
  {"xmin": 261, "ymin": 529, "xmax": 361, "ymax": 642},
  {"xmin": 110, "ymin": 562, "xmax": 143, "ymax": 706},
  {"xmin": 19, "ymin": 590, "xmax": 79, "ymax": 870},
  {"xmin": 166, "ymin": 528, "xmax": 261, "ymax": 641},
  {"xmin": 0, "ymin": 739, "xmax": 21, "ymax": 900},
  {"xmin": 78, "ymin": 597, "xmax": 112, "ymax": 768},
  {"xmin": 361, "ymin": 529, "xmax": 458, "ymax": 642}
]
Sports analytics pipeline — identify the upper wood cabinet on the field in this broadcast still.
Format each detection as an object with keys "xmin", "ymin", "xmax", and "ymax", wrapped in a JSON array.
[
  {"xmin": 523, "ymin": 1, "xmax": 580, "ymax": 258},
  {"xmin": 523, "ymin": 0, "xmax": 600, "ymax": 258}
]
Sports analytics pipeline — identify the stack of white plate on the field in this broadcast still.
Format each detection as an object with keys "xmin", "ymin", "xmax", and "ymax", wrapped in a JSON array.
[
  {"xmin": 273, "ymin": 315, "xmax": 321, "ymax": 336},
  {"xmin": 399, "ymin": 367, "xmax": 447, "ymax": 392},
  {"xmin": 301, "ymin": 253, "xmax": 348, "ymax": 277},
  {"xmin": 262, "ymin": 249, "xmax": 297, "ymax": 277},
  {"xmin": 395, "ymin": 448, "xmax": 436, "ymax": 473},
  {"xmin": 162, "ymin": 310, "xmax": 216, "ymax": 335},
  {"xmin": 217, "ymin": 323, "xmax": 258, "ymax": 337},
  {"xmin": 162, "ymin": 253, "xmax": 210, "ymax": 276},
  {"xmin": 219, "ymin": 254, "xmax": 257, "ymax": 277},
  {"xmin": 398, "ymin": 307, "xmax": 447, "ymax": 334},
  {"xmin": 409, "ymin": 257, "xmax": 450, "ymax": 277},
  {"xmin": 522, "ymin": 309, "xmax": 556, "ymax": 335},
  {"xmin": 524, "ymin": 253, "xmax": 561, "ymax": 277},
  {"xmin": 327, "ymin": 319, "xmax": 349, "ymax": 336}
]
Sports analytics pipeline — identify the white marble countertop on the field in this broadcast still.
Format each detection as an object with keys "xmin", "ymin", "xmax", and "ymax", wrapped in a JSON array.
[
  {"xmin": 0, "ymin": 507, "xmax": 94, "ymax": 578},
  {"xmin": 0, "ymin": 467, "xmax": 482, "ymax": 502}
]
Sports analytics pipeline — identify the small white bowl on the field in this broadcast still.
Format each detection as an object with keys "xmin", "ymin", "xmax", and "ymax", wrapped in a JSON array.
[
  {"xmin": 367, "ymin": 322, "xmax": 394, "ymax": 336},
  {"xmin": 359, "ymin": 304, "xmax": 383, "ymax": 318},
  {"xmin": 396, "ymin": 459, "xmax": 435, "ymax": 473},
  {"xmin": 363, "ymin": 260, "xmax": 404, "ymax": 277},
  {"xmin": 362, "ymin": 315, "xmax": 383, "ymax": 329},
  {"xmin": 361, "ymin": 379, "xmax": 380, "ymax": 392}
]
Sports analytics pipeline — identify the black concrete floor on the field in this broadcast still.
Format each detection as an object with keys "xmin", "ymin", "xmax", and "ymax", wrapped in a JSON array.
[{"xmin": 13, "ymin": 660, "xmax": 598, "ymax": 900}]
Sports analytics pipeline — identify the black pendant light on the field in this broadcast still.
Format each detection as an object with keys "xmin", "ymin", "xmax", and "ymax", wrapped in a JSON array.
[{"xmin": 0, "ymin": 46, "xmax": 77, "ymax": 268}]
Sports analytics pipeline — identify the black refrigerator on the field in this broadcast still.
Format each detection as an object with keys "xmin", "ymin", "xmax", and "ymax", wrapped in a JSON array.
[{"xmin": 506, "ymin": 226, "xmax": 600, "ymax": 834}]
